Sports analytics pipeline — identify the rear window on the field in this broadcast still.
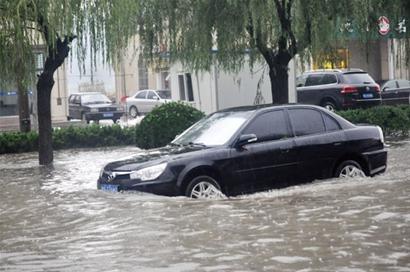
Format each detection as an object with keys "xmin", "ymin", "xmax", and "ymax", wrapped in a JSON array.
[{"xmin": 342, "ymin": 73, "xmax": 375, "ymax": 84}]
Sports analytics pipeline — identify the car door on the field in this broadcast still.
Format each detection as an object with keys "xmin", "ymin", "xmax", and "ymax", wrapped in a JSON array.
[
  {"xmin": 227, "ymin": 110, "xmax": 298, "ymax": 195},
  {"xmin": 131, "ymin": 90, "xmax": 147, "ymax": 112},
  {"xmin": 381, "ymin": 80, "xmax": 401, "ymax": 105},
  {"xmin": 397, "ymin": 80, "xmax": 410, "ymax": 104},
  {"xmin": 146, "ymin": 91, "xmax": 161, "ymax": 112},
  {"xmin": 288, "ymin": 108, "xmax": 345, "ymax": 182}
]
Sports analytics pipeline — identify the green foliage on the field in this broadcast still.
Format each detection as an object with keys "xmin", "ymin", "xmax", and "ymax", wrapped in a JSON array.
[
  {"xmin": 338, "ymin": 105, "xmax": 410, "ymax": 137},
  {"xmin": 0, "ymin": 131, "xmax": 38, "ymax": 154},
  {"xmin": 0, "ymin": 125, "xmax": 135, "ymax": 154},
  {"xmin": 135, "ymin": 102, "xmax": 205, "ymax": 149}
]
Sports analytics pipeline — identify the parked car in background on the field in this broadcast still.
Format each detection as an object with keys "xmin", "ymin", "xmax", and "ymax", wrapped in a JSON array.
[
  {"xmin": 98, "ymin": 104, "xmax": 387, "ymax": 199},
  {"xmin": 67, "ymin": 92, "xmax": 124, "ymax": 123},
  {"xmin": 297, "ymin": 69, "xmax": 381, "ymax": 111},
  {"xmin": 378, "ymin": 79, "xmax": 410, "ymax": 105},
  {"xmin": 126, "ymin": 89, "xmax": 172, "ymax": 118}
]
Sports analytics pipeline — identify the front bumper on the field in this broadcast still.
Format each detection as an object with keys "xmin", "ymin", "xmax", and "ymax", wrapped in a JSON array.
[
  {"xmin": 97, "ymin": 175, "xmax": 181, "ymax": 196},
  {"xmin": 85, "ymin": 111, "xmax": 124, "ymax": 121},
  {"xmin": 363, "ymin": 148, "xmax": 388, "ymax": 176}
]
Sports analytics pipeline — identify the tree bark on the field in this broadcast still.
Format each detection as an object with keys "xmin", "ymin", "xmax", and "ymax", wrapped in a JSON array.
[
  {"xmin": 37, "ymin": 36, "xmax": 74, "ymax": 165},
  {"xmin": 17, "ymin": 77, "xmax": 31, "ymax": 133}
]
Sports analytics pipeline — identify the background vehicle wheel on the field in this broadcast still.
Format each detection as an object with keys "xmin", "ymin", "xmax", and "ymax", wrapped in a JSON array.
[
  {"xmin": 82, "ymin": 113, "xmax": 90, "ymax": 124},
  {"xmin": 321, "ymin": 100, "xmax": 337, "ymax": 112},
  {"xmin": 129, "ymin": 106, "xmax": 139, "ymax": 118},
  {"xmin": 185, "ymin": 175, "xmax": 224, "ymax": 199},
  {"xmin": 336, "ymin": 160, "xmax": 366, "ymax": 178}
]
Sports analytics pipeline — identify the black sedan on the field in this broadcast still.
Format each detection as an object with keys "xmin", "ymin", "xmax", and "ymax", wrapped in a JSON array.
[
  {"xmin": 378, "ymin": 79, "xmax": 410, "ymax": 105},
  {"xmin": 67, "ymin": 92, "xmax": 124, "ymax": 123},
  {"xmin": 98, "ymin": 104, "xmax": 387, "ymax": 198}
]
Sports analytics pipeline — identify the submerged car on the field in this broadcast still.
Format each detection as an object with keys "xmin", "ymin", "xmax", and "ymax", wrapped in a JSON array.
[
  {"xmin": 67, "ymin": 92, "xmax": 124, "ymax": 123},
  {"xmin": 98, "ymin": 104, "xmax": 387, "ymax": 198}
]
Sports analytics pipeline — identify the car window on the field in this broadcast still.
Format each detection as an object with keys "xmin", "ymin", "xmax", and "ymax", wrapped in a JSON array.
[
  {"xmin": 242, "ymin": 110, "xmax": 290, "ymax": 142},
  {"xmin": 305, "ymin": 74, "xmax": 324, "ymax": 87},
  {"xmin": 322, "ymin": 113, "xmax": 341, "ymax": 131},
  {"xmin": 321, "ymin": 74, "xmax": 337, "ymax": 85},
  {"xmin": 157, "ymin": 90, "xmax": 171, "ymax": 99},
  {"xmin": 383, "ymin": 80, "xmax": 397, "ymax": 90},
  {"xmin": 342, "ymin": 73, "xmax": 375, "ymax": 84},
  {"xmin": 69, "ymin": 95, "xmax": 75, "ymax": 103},
  {"xmin": 81, "ymin": 93, "xmax": 111, "ymax": 105},
  {"xmin": 289, "ymin": 109, "xmax": 325, "ymax": 136},
  {"xmin": 147, "ymin": 91, "xmax": 157, "ymax": 100},
  {"xmin": 135, "ymin": 91, "xmax": 147, "ymax": 99},
  {"xmin": 173, "ymin": 111, "xmax": 254, "ymax": 146},
  {"xmin": 296, "ymin": 75, "xmax": 307, "ymax": 87},
  {"xmin": 73, "ymin": 95, "xmax": 81, "ymax": 104},
  {"xmin": 397, "ymin": 80, "xmax": 410, "ymax": 88}
]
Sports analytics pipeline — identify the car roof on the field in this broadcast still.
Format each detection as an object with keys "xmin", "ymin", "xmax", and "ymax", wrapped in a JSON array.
[
  {"xmin": 217, "ymin": 103, "xmax": 325, "ymax": 113},
  {"xmin": 303, "ymin": 68, "xmax": 366, "ymax": 74},
  {"xmin": 70, "ymin": 92, "xmax": 105, "ymax": 96}
]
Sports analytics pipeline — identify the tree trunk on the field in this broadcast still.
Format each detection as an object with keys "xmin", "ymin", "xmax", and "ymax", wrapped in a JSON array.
[
  {"xmin": 268, "ymin": 63, "xmax": 289, "ymax": 104},
  {"xmin": 37, "ymin": 71, "xmax": 54, "ymax": 165},
  {"xmin": 36, "ymin": 36, "xmax": 74, "ymax": 165},
  {"xmin": 17, "ymin": 79, "xmax": 31, "ymax": 133}
]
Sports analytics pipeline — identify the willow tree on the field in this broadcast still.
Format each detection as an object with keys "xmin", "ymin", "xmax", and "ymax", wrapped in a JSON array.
[
  {"xmin": 0, "ymin": 0, "xmax": 139, "ymax": 165},
  {"xmin": 137, "ymin": 0, "xmax": 409, "ymax": 104}
]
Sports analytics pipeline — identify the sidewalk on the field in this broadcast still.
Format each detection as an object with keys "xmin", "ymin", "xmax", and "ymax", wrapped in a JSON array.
[{"xmin": 0, "ymin": 115, "xmax": 143, "ymax": 132}]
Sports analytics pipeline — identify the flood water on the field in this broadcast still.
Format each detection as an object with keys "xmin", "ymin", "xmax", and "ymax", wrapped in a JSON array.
[{"xmin": 1, "ymin": 141, "xmax": 410, "ymax": 272}]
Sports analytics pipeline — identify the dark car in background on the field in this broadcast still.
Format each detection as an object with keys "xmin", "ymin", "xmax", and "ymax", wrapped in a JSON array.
[
  {"xmin": 297, "ymin": 69, "xmax": 381, "ymax": 111},
  {"xmin": 67, "ymin": 92, "xmax": 124, "ymax": 123},
  {"xmin": 98, "ymin": 104, "xmax": 387, "ymax": 199},
  {"xmin": 378, "ymin": 79, "xmax": 410, "ymax": 105}
]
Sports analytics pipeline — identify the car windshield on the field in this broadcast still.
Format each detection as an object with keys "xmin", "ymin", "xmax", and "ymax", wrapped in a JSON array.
[
  {"xmin": 172, "ymin": 111, "xmax": 253, "ymax": 146},
  {"xmin": 82, "ymin": 93, "xmax": 112, "ymax": 104},
  {"xmin": 342, "ymin": 73, "xmax": 375, "ymax": 84},
  {"xmin": 157, "ymin": 90, "xmax": 171, "ymax": 99}
]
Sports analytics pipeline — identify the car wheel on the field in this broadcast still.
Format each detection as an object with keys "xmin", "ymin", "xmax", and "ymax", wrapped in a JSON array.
[
  {"xmin": 336, "ymin": 160, "xmax": 366, "ymax": 178},
  {"xmin": 129, "ymin": 106, "xmax": 139, "ymax": 118},
  {"xmin": 321, "ymin": 100, "xmax": 337, "ymax": 112},
  {"xmin": 185, "ymin": 175, "xmax": 224, "ymax": 199},
  {"xmin": 82, "ymin": 113, "xmax": 90, "ymax": 124}
]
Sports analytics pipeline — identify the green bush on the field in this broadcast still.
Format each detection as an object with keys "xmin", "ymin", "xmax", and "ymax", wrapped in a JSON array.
[
  {"xmin": 135, "ymin": 101, "xmax": 205, "ymax": 149},
  {"xmin": 0, "ymin": 125, "xmax": 136, "ymax": 154},
  {"xmin": 338, "ymin": 105, "xmax": 410, "ymax": 137}
]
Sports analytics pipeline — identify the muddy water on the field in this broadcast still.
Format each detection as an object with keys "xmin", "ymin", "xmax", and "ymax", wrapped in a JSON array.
[{"xmin": 0, "ymin": 142, "xmax": 409, "ymax": 271}]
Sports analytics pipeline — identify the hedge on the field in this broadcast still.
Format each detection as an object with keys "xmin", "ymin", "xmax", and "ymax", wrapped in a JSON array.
[
  {"xmin": 0, "ymin": 124, "xmax": 135, "ymax": 154},
  {"xmin": 338, "ymin": 105, "xmax": 410, "ymax": 137},
  {"xmin": 135, "ymin": 101, "xmax": 205, "ymax": 149}
]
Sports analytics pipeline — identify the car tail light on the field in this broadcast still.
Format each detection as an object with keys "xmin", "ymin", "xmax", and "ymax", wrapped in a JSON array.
[
  {"xmin": 341, "ymin": 85, "xmax": 358, "ymax": 94},
  {"xmin": 375, "ymin": 84, "xmax": 381, "ymax": 93}
]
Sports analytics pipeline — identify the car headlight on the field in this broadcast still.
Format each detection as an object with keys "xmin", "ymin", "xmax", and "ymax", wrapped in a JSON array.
[
  {"xmin": 90, "ymin": 108, "xmax": 98, "ymax": 113},
  {"xmin": 130, "ymin": 163, "xmax": 167, "ymax": 181}
]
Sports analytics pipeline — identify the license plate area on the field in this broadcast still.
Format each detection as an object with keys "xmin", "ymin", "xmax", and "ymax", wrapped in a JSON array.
[
  {"xmin": 101, "ymin": 184, "xmax": 119, "ymax": 192},
  {"xmin": 103, "ymin": 112, "xmax": 114, "ymax": 117},
  {"xmin": 362, "ymin": 93, "xmax": 374, "ymax": 99}
]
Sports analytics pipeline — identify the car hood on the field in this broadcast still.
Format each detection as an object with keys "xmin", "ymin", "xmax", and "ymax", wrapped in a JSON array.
[
  {"xmin": 85, "ymin": 103, "xmax": 120, "ymax": 108},
  {"xmin": 104, "ymin": 145, "xmax": 210, "ymax": 172}
]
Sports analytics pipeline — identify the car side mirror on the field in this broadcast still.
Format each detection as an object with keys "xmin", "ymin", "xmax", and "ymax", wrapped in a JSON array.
[
  {"xmin": 236, "ymin": 134, "xmax": 257, "ymax": 148},
  {"xmin": 383, "ymin": 87, "xmax": 389, "ymax": 92}
]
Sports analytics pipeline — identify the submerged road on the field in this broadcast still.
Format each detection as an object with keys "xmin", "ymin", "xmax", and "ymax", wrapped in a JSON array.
[{"xmin": 0, "ymin": 140, "xmax": 409, "ymax": 271}]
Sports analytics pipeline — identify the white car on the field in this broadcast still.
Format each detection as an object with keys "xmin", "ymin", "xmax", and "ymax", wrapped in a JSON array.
[{"xmin": 126, "ymin": 89, "xmax": 172, "ymax": 117}]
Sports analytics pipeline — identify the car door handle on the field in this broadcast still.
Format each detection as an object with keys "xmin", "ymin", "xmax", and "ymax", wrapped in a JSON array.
[
  {"xmin": 333, "ymin": 142, "xmax": 342, "ymax": 146},
  {"xmin": 280, "ymin": 148, "xmax": 290, "ymax": 153}
]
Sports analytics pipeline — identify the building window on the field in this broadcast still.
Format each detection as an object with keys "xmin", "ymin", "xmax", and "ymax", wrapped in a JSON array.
[
  {"xmin": 138, "ymin": 57, "xmax": 148, "ymax": 90},
  {"xmin": 178, "ymin": 73, "xmax": 194, "ymax": 101}
]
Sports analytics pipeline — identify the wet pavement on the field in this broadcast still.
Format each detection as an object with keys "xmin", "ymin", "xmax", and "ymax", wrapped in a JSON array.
[{"xmin": 0, "ymin": 141, "xmax": 409, "ymax": 271}]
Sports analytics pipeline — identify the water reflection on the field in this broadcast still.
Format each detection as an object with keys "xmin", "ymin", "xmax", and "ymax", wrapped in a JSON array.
[{"xmin": 0, "ymin": 143, "xmax": 409, "ymax": 271}]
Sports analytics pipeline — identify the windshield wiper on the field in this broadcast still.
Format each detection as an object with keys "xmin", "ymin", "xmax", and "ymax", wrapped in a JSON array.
[{"xmin": 188, "ymin": 142, "xmax": 207, "ymax": 147}]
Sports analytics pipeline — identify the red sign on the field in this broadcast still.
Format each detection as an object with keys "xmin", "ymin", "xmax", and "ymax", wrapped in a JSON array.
[{"xmin": 378, "ymin": 16, "xmax": 390, "ymax": 35}]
